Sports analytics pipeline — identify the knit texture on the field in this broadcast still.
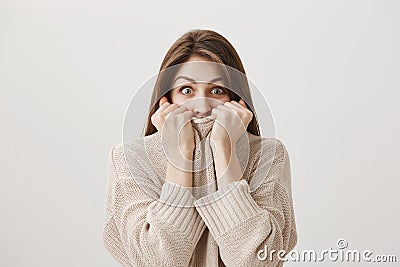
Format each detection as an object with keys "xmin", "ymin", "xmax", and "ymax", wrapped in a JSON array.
[{"xmin": 102, "ymin": 118, "xmax": 298, "ymax": 266}]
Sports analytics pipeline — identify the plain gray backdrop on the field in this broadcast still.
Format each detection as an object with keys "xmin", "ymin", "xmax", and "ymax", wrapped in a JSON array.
[{"xmin": 1, "ymin": 0, "xmax": 399, "ymax": 266}]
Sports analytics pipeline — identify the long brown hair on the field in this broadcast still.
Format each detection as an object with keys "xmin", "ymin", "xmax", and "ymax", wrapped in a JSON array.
[{"xmin": 143, "ymin": 29, "xmax": 260, "ymax": 136}]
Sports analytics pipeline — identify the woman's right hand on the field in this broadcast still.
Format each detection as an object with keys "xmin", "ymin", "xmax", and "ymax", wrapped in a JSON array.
[{"xmin": 151, "ymin": 96, "xmax": 195, "ymax": 155}]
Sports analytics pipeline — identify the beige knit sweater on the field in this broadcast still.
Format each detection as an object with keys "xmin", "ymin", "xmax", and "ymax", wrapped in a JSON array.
[{"xmin": 102, "ymin": 117, "xmax": 298, "ymax": 266}]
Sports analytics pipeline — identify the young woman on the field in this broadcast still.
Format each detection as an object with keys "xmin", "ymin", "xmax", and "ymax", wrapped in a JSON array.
[{"xmin": 102, "ymin": 29, "xmax": 298, "ymax": 267}]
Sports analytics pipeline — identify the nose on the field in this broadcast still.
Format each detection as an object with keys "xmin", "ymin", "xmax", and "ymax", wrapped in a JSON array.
[{"xmin": 193, "ymin": 97, "xmax": 212, "ymax": 117}]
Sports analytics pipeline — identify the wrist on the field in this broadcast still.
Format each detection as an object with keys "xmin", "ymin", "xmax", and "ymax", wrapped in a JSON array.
[
  {"xmin": 212, "ymin": 145, "xmax": 242, "ymax": 189},
  {"xmin": 211, "ymin": 140, "xmax": 234, "ymax": 153},
  {"xmin": 166, "ymin": 162, "xmax": 193, "ymax": 188},
  {"xmin": 212, "ymin": 145, "xmax": 236, "ymax": 166},
  {"xmin": 164, "ymin": 145, "xmax": 193, "ymax": 171},
  {"xmin": 180, "ymin": 146, "xmax": 194, "ymax": 158}
]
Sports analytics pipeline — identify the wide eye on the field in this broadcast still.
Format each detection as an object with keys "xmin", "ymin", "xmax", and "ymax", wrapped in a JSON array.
[
  {"xmin": 180, "ymin": 86, "xmax": 193, "ymax": 95},
  {"xmin": 211, "ymin": 87, "xmax": 225, "ymax": 95}
]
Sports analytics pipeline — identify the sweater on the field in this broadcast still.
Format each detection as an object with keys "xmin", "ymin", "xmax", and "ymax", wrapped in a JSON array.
[{"xmin": 102, "ymin": 117, "xmax": 298, "ymax": 266}]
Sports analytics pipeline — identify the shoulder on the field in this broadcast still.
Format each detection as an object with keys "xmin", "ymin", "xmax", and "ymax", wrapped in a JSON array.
[
  {"xmin": 246, "ymin": 132, "xmax": 289, "ymax": 162},
  {"xmin": 108, "ymin": 132, "xmax": 162, "ymax": 177},
  {"xmin": 108, "ymin": 139, "xmax": 141, "ymax": 177},
  {"xmin": 109, "ymin": 137, "xmax": 146, "ymax": 159},
  {"xmin": 245, "ymin": 133, "xmax": 291, "ymax": 189},
  {"xmin": 107, "ymin": 134, "xmax": 164, "ymax": 200},
  {"xmin": 108, "ymin": 133, "xmax": 157, "ymax": 171}
]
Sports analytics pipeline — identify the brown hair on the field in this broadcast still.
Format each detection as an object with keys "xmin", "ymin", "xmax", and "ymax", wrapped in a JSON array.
[{"xmin": 143, "ymin": 29, "xmax": 260, "ymax": 136}]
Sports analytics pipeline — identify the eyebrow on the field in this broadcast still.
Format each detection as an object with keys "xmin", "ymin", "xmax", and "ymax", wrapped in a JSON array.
[{"xmin": 173, "ymin": 75, "xmax": 224, "ymax": 84}]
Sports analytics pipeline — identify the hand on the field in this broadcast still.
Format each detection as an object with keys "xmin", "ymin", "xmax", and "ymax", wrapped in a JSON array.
[
  {"xmin": 151, "ymin": 96, "xmax": 195, "ymax": 155},
  {"xmin": 209, "ymin": 99, "xmax": 253, "ymax": 148}
]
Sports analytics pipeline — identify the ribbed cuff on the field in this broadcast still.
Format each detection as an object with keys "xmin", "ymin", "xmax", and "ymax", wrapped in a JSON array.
[
  {"xmin": 193, "ymin": 179, "xmax": 263, "ymax": 238},
  {"xmin": 159, "ymin": 181, "xmax": 195, "ymax": 207},
  {"xmin": 147, "ymin": 181, "xmax": 205, "ymax": 242}
]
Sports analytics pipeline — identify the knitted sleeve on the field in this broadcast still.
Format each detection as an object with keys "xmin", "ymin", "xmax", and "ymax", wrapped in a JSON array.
[
  {"xmin": 193, "ymin": 139, "xmax": 298, "ymax": 267},
  {"xmin": 102, "ymin": 143, "xmax": 206, "ymax": 267}
]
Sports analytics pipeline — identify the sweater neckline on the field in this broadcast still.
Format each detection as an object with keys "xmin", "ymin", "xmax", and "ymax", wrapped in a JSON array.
[
  {"xmin": 190, "ymin": 116, "xmax": 216, "ymax": 140},
  {"xmin": 191, "ymin": 116, "xmax": 215, "ymax": 124}
]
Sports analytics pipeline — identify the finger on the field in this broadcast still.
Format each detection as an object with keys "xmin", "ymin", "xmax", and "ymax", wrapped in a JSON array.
[
  {"xmin": 239, "ymin": 99, "xmax": 247, "ymax": 108},
  {"xmin": 169, "ymin": 106, "xmax": 187, "ymax": 116},
  {"xmin": 223, "ymin": 101, "xmax": 243, "ymax": 112},
  {"xmin": 154, "ymin": 99, "xmax": 170, "ymax": 117},
  {"xmin": 225, "ymin": 101, "xmax": 252, "ymax": 120},
  {"xmin": 162, "ymin": 104, "xmax": 179, "ymax": 116},
  {"xmin": 157, "ymin": 96, "xmax": 170, "ymax": 112},
  {"xmin": 179, "ymin": 110, "xmax": 194, "ymax": 120},
  {"xmin": 183, "ymin": 110, "xmax": 193, "ymax": 116},
  {"xmin": 211, "ymin": 106, "xmax": 226, "ymax": 119},
  {"xmin": 216, "ymin": 104, "xmax": 234, "ymax": 112},
  {"xmin": 230, "ymin": 100, "xmax": 247, "ymax": 109},
  {"xmin": 159, "ymin": 96, "xmax": 169, "ymax": 106},
  {"xmin": 216, "ymin": 104, "xmax": 240, "ymax": 117}
]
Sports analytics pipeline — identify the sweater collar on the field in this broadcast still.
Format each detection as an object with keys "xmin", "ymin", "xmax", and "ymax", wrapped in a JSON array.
[{"xmin": 190, "ymin": 116, "xmax": 216, "ymax": 140}]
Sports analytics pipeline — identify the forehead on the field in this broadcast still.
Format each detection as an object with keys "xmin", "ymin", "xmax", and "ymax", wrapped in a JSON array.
[{"xmin": 172, "ymin": 61, "xmax": 225, "ymax": 86}]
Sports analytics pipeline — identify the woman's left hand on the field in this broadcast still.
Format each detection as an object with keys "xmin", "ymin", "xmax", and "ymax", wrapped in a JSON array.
[{"xmin": 209, "ymin": 99, "xmax": 253, "ymax": 148}]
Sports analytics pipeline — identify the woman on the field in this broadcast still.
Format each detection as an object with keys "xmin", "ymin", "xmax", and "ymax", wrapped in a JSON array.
[{"xmin": 102, "ymin": 29, "xmax": 298, "ymax": 267}]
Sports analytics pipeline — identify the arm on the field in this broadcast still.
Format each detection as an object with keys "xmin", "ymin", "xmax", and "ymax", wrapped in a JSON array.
[
  {"xmin": 165, "ymin": 148, "xmax": 194, "ymax": 193},
  {"xmin": 102, "ymin": 143, "xmax": 205, "ymax": 266},
  {"xmin": 194, "ymin": 139, "xmax": 298, "ymax": 267},
  {"xmin": 211, "ymin": 141, "xmax": 242, "ymax": 189}
]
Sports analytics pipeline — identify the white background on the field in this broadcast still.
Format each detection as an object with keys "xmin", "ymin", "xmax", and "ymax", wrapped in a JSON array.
[{"xmin": 1, "ymin": 0, "xmax": 399, "ymax": 266}]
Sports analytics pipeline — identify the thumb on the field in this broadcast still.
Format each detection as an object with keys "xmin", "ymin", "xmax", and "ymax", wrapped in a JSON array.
[{"xmin": 239, "ymin": 99, "xmax": 247, "ymax": 108}]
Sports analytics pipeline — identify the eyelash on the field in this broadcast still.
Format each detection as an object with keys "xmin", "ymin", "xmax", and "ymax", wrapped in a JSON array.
[{"xmin": 178, "ymin": 86, "xmax": 227, "ymax": 95}]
